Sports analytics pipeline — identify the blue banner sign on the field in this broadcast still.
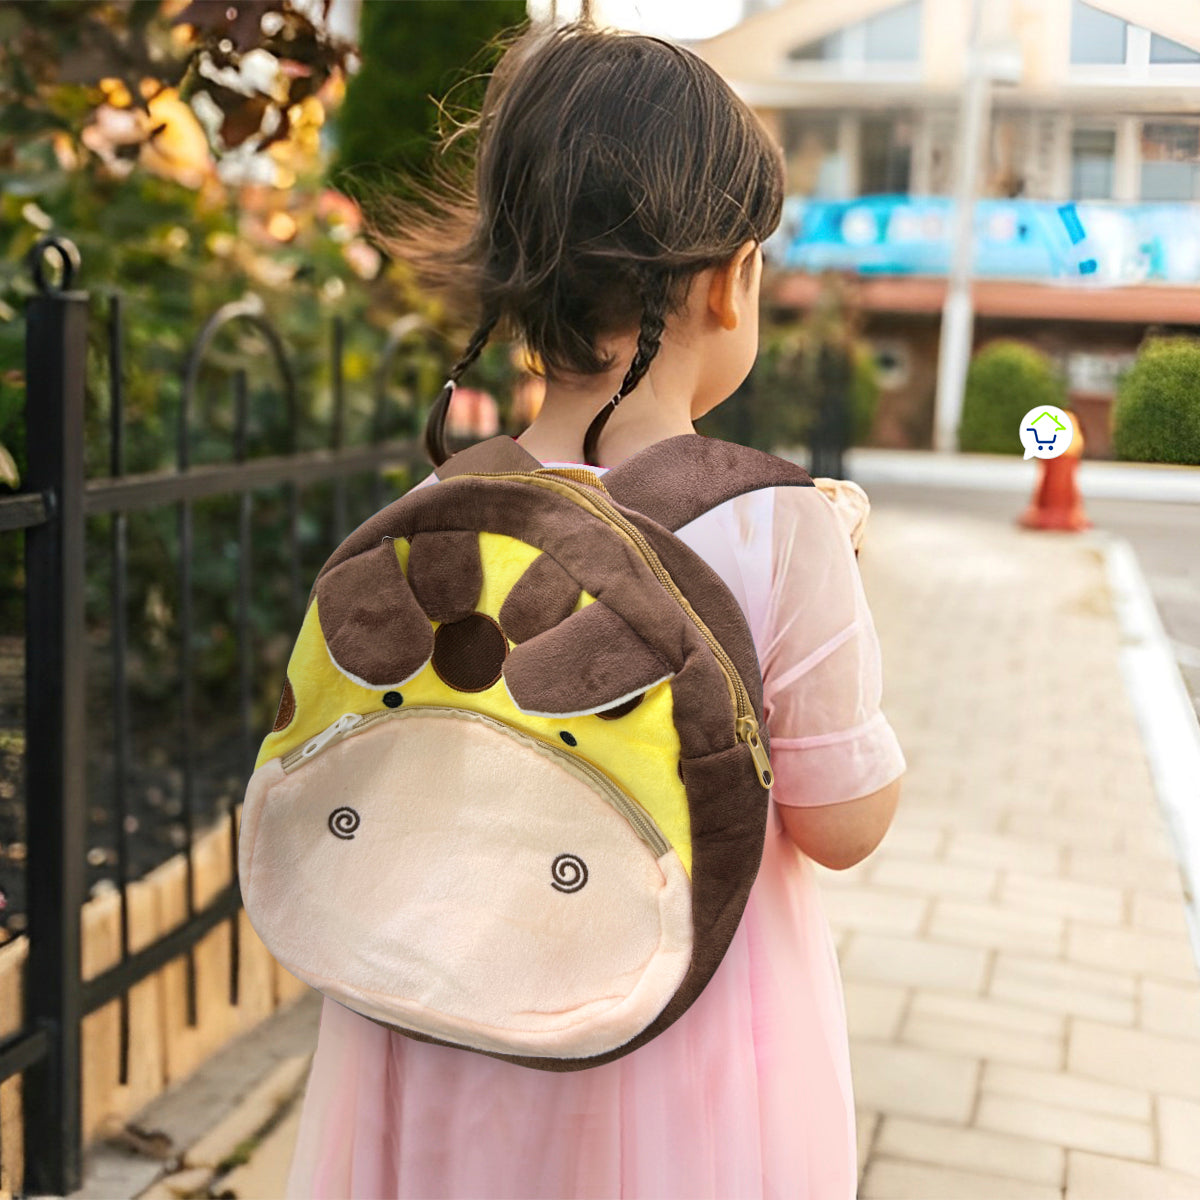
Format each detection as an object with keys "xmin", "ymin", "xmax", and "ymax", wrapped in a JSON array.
[{"xmin": 771, "ymin": 195, "xmax": 1200, "ymax": 284}]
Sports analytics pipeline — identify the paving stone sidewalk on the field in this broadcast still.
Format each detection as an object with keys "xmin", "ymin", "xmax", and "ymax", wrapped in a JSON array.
[
  {"xmin": 831, "ymin": 503, "xmax": 1200, "ymax": 1199},
  {"xmin": 148, "ymin": 500, "xmax": 1200, "ymax": 1200}
]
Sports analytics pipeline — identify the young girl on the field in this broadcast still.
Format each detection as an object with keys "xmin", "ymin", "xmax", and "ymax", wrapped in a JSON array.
[{"xmin": 285, "ymin": 20, "xmax": 905, "ymax": 1199}]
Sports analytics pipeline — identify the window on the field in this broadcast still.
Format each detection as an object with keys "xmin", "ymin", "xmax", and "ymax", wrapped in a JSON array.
[
  {"xmin": 1150, "ymin": 34, "xmax": 1200, "ymax": 64},
  {"xmin": 864, "ymin": 1, "xmax": 922, "ymax": 62},
  {"xmin": 861, "ymin": 116, "xmax": 913, "ymax": 194},
  {"xmin": 1071, "ymin": 128, "xmax": 1116, "ymax": 199},
  {"xmin": 1140, "ymin": 122, "xmax": 1200, "ymax": 201},
  {"xmin": 785, "ymin": 1, "xmax": 921, "ymax": 69},
  {"xmin": 1070, "ymin": 0, "xmax": 1127, "ymax": 64},
  {"xmin": 870, "ymin": 340, "xmax": 913, "ymax": 391},
  {"xmin": 782, "ymin": 114, "xmax": 844, "ymax": 197},
  {"xmin": 1070, "ymin": 1, "xmax": 1200, "ymax": 73}
]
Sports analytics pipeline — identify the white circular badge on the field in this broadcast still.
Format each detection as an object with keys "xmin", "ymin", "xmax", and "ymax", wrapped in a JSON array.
[{"xmin": 1018, "ymin": 405, "xmax": 1074, "ymax": 461}]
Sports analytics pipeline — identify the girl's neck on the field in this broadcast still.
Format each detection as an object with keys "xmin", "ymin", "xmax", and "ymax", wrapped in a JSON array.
[{"xmin": 514, "ymin": 337, "xmax": 700, "ymax": 469}]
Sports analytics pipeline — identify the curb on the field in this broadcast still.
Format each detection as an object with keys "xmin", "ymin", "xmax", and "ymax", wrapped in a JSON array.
[
  {"xmin": 211, "ymin": 1098, "xmax": 304, "ymax": 1199},
  {"xmin": 1098, "ymin": 530, "xmax": 1200, "ymax": 969},
  {"xmin": 819, "ymin": 447, "xmax": 1200, "ymax": 504},
  {"xmin": 47, "ymin": 989, "xmax": 322, "ymax": 1200},
  {"xmin": 128, "ymin": 1054, "xmax": 311, "ymax": 1200},
  {"xmin": 176, "ymin": 1054, "xmax": 310, "ymax": 1175}
]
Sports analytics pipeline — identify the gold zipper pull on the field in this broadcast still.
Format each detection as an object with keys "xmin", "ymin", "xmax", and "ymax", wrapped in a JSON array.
[{"xmin": 736, "ymin": 715, "xmax": 774, "ymax": 790}]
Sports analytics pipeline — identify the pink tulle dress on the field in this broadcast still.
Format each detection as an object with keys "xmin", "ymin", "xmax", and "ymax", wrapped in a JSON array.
[{"xmin": 284, "ymin": 454, "xmax": 907, "ymax": 1200}]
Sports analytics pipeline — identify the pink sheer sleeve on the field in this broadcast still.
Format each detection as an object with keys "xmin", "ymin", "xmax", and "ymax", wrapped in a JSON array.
[{"xmin": 761, "ymin": 485, "xmax": 906, "ymax": 808}]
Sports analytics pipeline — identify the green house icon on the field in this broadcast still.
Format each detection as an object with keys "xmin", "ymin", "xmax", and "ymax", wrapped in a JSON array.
[{"xmin": 1028, "ymin": 411, "xmax": 1067, "ymax": 432}]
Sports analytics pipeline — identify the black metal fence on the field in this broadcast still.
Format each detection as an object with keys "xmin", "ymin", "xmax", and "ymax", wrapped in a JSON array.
[{"xmin": 0, "ymin": 235, "xmax": 451, "ymax": 1194}]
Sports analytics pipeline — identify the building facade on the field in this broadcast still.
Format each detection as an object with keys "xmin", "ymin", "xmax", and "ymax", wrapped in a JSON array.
[{"xmin": 695, "ymin": 0, "xmax": 1200, "ymax": 454}]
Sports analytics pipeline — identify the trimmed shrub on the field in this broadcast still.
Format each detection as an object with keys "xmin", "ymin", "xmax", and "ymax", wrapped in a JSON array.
[
  {"xmin": 1112, "ymin": 337, "xmax": 1200, "ymax": 465},
  {"xmin": 959, "ymin": 340, "xmax": 1066, "ymax": 455},
  {"xmin": 850, "ymin": 342, "xmax": 881, "ymax": 445}
]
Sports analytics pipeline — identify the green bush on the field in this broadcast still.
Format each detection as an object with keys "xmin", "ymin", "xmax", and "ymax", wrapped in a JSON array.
[
  {"xmin": 1112, "ymin": 337, "xmax": 1200, "ymax": 465},
  {"xmin": 849, "ymin": 342, "xmax": 881, "ymax": 445},
  {"xmin": 959, "ymin": 340, "xmax": 1066, "ymax": 455}
]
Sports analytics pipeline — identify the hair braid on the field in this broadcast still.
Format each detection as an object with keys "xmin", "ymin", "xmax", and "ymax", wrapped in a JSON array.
[
  {"xmin": 424, "ymin": 312, "xmax": 500, "ymax": 467},
  {"xmin": 582, "ymin": 280, "xmax": 670, "ymax": 467}
]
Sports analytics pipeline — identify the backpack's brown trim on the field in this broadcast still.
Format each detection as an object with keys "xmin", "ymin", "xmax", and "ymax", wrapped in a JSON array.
[
  {"xmin": 272, "ymin": 676, "xmax": 295, "ymax": 732},
  {"xmin": 601, "ymin": 433, "xmax": 814, "ymax": 532},
  {"xmin": 622, "ymin": 510, "xmax": 767, "ymax": 738},
  {"xmin": 434, "ymin": 434, "xmax": 542, "ymax": 481}
]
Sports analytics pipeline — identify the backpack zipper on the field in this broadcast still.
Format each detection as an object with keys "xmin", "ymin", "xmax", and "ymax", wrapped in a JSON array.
[
  {"xmin": 279, "ymin": 704, "xmax": 670, "ymax": 857},
  {"xmin": 451, "ymin": 470, "xmax": 774, "ymax": 790},
  {"xmin": 281, "ymin": 708, "xmax": 392, "ymax": 772}
]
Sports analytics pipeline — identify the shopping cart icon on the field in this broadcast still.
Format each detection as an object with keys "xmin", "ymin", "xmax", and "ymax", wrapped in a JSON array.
[{"xmin": 1020, "ymin": 407, "xmax": 1071, "ymax": 460}]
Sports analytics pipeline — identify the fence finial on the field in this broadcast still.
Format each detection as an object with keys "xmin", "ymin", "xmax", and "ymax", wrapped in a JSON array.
[{"xmin": 28, "ymin": 236, "xmax": 82, "ymax": 294}]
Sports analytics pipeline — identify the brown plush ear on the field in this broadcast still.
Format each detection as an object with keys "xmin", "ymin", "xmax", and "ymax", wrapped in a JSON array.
[
  {"xmin": 499, "ymin": 552, "xmax": 581, "ymax": 644},
  {"xmin": 316, "ymin": 540, "xmax": 433, "ymax": 687},
  {"xmin": 502, "ymin": 601, "xmax": 674, "ymax": 717},
  {"xmin": 407, "ymin": 530, "xmax": 482, "ymax": 624}
]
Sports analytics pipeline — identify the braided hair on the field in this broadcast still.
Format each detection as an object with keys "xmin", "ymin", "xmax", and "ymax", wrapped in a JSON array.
[
  {"xmin": 424, "ymin": 312, "xmax": 499, "ymax": 467},
  {"xmin": 582, "ymin": 278, "xmax": 669, "ymax": 467}
]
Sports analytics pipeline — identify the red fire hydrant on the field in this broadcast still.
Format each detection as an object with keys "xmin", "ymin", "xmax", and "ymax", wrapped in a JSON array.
[{"xmin": 1018, "ymin": 410, "xmax": 1091, "ymax": 532}]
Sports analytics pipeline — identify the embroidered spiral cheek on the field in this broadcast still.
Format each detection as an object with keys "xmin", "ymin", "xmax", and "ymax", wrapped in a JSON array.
[
  {"xmin": 551, "ymin": 853, "xmax": 588, "ymax": 893},
  {"xmin": 328, "ymin": 807, "xmax": 360, "ymax": 839}
]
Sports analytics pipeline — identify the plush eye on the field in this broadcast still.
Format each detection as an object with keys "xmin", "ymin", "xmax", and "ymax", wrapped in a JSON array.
[{"xmin": 596, "ymin": 693, "xmax": 644, "ymax": 721}]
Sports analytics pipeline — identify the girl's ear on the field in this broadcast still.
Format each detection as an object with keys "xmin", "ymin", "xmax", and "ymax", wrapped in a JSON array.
[{"xmin": 707, "ymin": 240, "xmax": 760, "ymax": 332}]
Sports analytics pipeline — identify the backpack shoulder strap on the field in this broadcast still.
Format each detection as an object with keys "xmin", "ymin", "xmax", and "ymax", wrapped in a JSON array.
[
  {"xmin": 434, "ymin": 435, "xmax": 543, "ymax": 480},
  {"xmin": 602, "ymin": 433, "xmax": 814, "ymax": 532}
]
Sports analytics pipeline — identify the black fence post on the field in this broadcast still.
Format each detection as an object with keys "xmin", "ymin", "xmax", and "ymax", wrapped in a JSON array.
[
  {"xmin": 22, "ymin": 236, "xmax": 88, "ymax": 1194},
  {"xmin": 809, "ymin": 341, "xmax": 852, "ymax": 481}
]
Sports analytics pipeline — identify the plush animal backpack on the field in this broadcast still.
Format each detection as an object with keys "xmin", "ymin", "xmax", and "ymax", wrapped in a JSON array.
[{"xmin": 238, "ymin": 431, "xmax": 814, "ymax": 1071}]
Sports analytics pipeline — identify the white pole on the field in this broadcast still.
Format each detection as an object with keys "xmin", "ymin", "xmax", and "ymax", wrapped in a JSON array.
[{"xmin": 933, "ymin": 0, "xmax": 990, "ymax": 453}]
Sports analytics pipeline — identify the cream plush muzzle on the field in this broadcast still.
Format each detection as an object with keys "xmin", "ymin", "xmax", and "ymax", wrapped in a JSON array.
[{"xmin": 239, "ymin": 708, "xmax": 694, "ymax": 1060}]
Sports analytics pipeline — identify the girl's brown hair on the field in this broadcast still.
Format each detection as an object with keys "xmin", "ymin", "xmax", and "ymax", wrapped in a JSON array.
[{"xmin": 378, "ymin": 19, "xmax": 785, "ymax": 466}]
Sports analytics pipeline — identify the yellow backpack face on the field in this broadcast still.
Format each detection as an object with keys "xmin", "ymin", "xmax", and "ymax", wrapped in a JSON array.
[
  {"xmin": 255, "ymin": 530, "xmax": 694, "ymax": 873},
  {"xmin": 237, "ymin": 434, "xmax": 813, "ymax": 1071}
]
